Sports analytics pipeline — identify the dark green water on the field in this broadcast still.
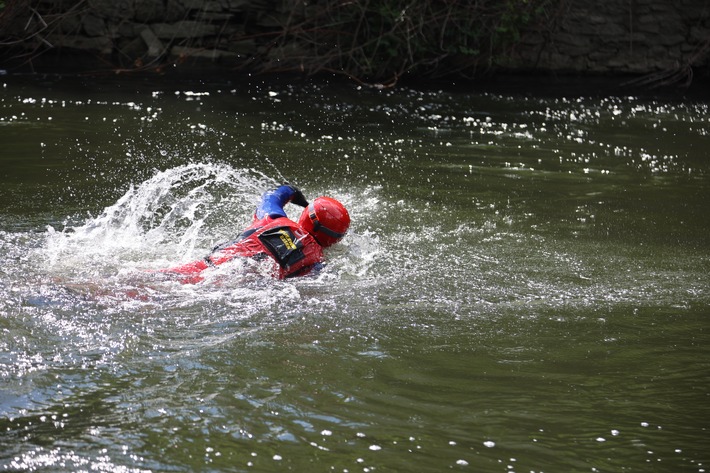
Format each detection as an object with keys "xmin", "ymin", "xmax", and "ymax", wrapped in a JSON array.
[{"xmin": 1, "ymin": 75, "xmax": 709, "ymax": 472}]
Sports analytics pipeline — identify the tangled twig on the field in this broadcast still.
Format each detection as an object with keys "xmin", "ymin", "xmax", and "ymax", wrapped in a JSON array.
[{"xmin": 243, "ymin": 0, "xmax": 557, "ymax": 83}]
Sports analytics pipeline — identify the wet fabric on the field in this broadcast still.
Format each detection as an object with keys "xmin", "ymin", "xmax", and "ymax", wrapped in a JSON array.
[{"xmin": 163, "ymin": 186, "xmax": 322, "ymax": 282}]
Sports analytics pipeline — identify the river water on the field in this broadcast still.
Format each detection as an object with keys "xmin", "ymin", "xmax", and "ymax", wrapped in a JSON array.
[{"xmin": 1, "ymin": 75, "xmax": 708, "ymax": 472}]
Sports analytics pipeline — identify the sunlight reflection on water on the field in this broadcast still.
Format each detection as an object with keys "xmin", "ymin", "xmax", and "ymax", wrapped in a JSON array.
[{"xmin": 1, "ymin": 78, "xmax": 708, "ymax": 472}]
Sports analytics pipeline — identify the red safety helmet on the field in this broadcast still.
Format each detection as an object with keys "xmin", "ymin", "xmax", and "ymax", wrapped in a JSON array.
[{"xmin": 298, "ymin": 196, "xmax": 350, "ymax": 247}]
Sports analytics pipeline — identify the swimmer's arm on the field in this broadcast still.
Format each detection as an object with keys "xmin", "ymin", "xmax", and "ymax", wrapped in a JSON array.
[{"xmin": 255, "ymin": 185, "xmax": 308, "ymax": 219}]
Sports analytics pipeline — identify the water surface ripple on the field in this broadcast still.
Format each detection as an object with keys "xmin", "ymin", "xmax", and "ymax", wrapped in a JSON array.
[{"xmin": 1, "ymin": 77, "xmax": 708, "ymax": 472}]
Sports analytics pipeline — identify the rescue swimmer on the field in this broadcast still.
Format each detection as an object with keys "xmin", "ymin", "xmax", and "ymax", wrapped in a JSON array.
[{"xmin": 163, "ymin": 184, "xmax": 350, "ymax": 283}]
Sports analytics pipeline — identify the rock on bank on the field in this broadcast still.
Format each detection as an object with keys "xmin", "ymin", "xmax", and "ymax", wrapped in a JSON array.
[{"xmin": 0, "ymin": 0, "xmax": 708, "ymax": 85}]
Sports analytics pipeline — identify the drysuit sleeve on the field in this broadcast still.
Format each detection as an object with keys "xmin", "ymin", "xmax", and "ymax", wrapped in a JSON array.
[{"xmin": 255, "ymin": 185, "xmax": 308, "ymax": 219}]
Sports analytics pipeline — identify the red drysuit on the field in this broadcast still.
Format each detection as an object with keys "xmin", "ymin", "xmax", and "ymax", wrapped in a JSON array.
[{"xmin": 164, "ymin": 185, "xmax": 323, "ymax": 282}]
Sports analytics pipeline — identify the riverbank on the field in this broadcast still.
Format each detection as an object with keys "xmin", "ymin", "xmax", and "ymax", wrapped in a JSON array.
[{"xmin": 1, "ymin": 0, "xmax": 708, "ymax": 90}]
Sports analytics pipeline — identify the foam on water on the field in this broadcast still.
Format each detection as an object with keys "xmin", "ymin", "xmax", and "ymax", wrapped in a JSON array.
[
  {"xmin": 0, "ymin": 163, "xmax": 385, "ymax": 432},
  {"xmin": 26, "ymin": 163, "xmax": 382, "ymax": 313},
  {"xmin": 43, "ymin": 163, "xmax": 266, "ymax": 265},
  {"xmin": 2, "ymin": 80, "xmax": 709, "ymax": 473}
]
